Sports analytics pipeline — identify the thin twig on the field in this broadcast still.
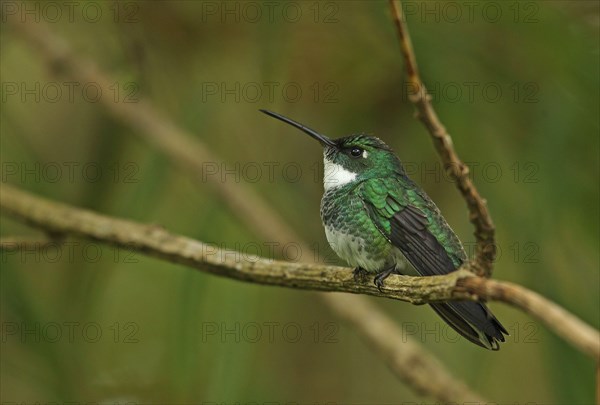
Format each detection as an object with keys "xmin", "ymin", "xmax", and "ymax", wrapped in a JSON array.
[
  {"xmin": 389, "ymin": 0, "xmax": 497, "ymax": 277},
  {"xmin": 2, "ymin": 183, "xmax": 599, "ymax": 362},
  {"xmin": 4, "ymin": 15, "xmax": 488, "ymax": 402}
]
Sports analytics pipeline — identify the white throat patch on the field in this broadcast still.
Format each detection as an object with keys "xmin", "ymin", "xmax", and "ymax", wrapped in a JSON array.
[{"xmin": 323, "ymin": 156, "xmax": 357, "ymax": 190}]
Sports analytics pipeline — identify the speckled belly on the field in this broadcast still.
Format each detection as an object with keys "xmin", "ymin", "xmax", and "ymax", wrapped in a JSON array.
[{"xmin": 320, "ymin": 187, "xmax": 395, "ymax": 273}]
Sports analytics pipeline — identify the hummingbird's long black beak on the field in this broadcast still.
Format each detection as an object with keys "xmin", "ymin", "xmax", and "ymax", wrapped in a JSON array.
[{"xmin": 259, "ymin": 109, "xmax": 337, "ymax": 148}]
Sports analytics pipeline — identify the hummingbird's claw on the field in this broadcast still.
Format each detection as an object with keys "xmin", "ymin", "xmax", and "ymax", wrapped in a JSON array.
[
  {"xmin": 353, "ymin": 267, "xmax": 369, "ymax": 283},
  {"xmin": 373, "ymin": 266, "xmax": 397, "ymax": 292},
  {"xmin": 374, "ymin": 278, "xmax": 385, "ymax": 292}
]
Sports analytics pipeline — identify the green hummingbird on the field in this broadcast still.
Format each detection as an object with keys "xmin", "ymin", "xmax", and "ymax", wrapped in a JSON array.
[{"xmin": 260, "ymin": 109, "xmax": 508, "ymax": 350}]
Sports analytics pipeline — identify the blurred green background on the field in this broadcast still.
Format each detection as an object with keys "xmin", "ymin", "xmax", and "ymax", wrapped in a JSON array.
[{"xmin": 1, "ymin": 1, "xmax": 598, "ymax": 403}]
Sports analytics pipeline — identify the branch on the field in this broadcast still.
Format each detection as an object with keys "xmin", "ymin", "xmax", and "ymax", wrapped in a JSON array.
[
  {"xmin": 389, "ymin": 0, "xmax": 496, "ymax": 277},
  {"xmin": 1, "ymin": 186, "xmax": 486, "ymax": 403},
  {"xmin": 0, "ymin": 183, "xmax": 475, "ymax": 303},
  {"xmin": 5, "ymin": 15, "xmax": 488, "ymax": 402},
  {"xmin": 2, "ymin": 183, "xmax": 599, "ymax": 362}
]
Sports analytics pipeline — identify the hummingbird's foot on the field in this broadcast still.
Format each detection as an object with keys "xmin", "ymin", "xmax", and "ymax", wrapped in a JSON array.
[
  {"xmin": 353, "ymin": 267, "xmax": 369, "ymax": 283},
  {"xmin": 374, "ymin": 266, "xmax": 398, "ymax": 292}
]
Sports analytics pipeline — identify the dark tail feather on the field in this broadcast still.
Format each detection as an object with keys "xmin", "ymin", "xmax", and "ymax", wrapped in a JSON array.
[{"xmin": 429, "ymin": 301, "xmax": 508, "ymax": 350}]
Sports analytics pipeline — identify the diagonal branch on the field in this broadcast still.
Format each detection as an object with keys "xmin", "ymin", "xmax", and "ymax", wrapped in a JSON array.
[
  {"xmin": 2, "ymin": 183, "xmax": 599, "ymax": 362},
  {"xmin": 389, "ymin": 0, "xmax": 496, "ymax": 277},
  {"xmin": 0, "ymin": 183, "xmax": 476, "ymax": 304}
]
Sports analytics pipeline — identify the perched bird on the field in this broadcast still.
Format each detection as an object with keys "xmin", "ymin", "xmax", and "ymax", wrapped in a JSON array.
[{"xmin": 260, "ymin": 109, "xmax": 508, "ymax": 350}]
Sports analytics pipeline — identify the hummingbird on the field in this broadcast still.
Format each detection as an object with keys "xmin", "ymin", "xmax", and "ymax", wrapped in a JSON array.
[{"xmin": 260, "ymin": 109, "xmax": 508, "ymax": 350}]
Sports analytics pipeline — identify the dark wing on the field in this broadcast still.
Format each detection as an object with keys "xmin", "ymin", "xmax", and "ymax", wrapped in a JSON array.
[
  {"xmin": 359, "ymin": 177, "xmax": 465, "ymax": 276},
  {"xmin": 360, "ymin": 178, "xmax": 507, "ymax": 350},
  {"xmin": 389, "ymin": 203, "xmax": 460, "ymax": 276}
]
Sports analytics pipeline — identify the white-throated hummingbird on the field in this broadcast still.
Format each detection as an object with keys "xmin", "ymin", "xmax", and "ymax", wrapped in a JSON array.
[{"xmin": 260, "ymin": 109, "xmax": 507, "ymax": 350}]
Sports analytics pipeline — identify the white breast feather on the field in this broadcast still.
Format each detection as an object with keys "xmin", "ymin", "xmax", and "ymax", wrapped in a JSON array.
[{"xmin": 323, "ymin": 157, "xmax": 357, "ymax": 190}]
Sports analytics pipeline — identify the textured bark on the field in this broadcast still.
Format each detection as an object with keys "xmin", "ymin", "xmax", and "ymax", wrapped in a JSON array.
[
  {"xmin": 390, "ymin": 0, "xmax": 496, "ymax": 277},
  {"xmin": 2, "ymin": 184, "xmax": 599, "ymax": 362}
]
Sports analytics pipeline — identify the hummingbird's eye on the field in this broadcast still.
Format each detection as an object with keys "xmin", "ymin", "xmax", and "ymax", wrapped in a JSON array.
[{"xmin": 350, "ymin": 147, "xmax": 363, "ymax": 158}]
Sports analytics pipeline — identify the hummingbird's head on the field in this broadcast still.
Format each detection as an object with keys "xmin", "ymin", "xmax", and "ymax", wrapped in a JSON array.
[{"xmin": 260, "ymin": 110, "xmax": 405, "ymax": 190}]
